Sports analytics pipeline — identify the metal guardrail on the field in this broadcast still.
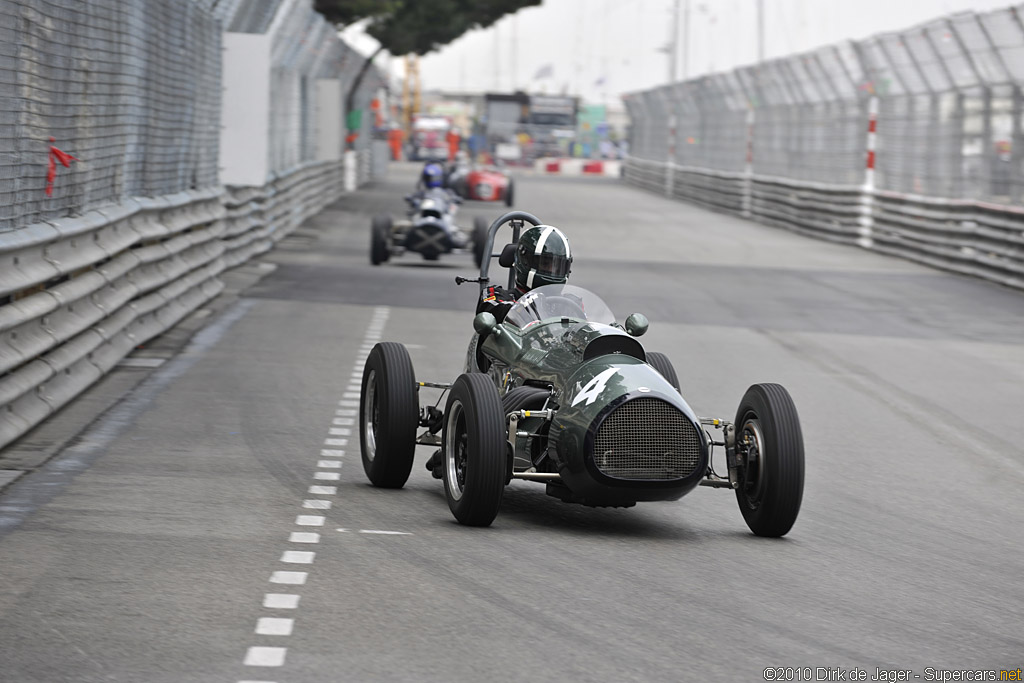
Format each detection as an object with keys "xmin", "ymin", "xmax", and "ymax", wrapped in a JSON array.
[
  {"xmin": 624, "ymin": 157, "xmax": 1024, "ymax": 291},
  {"xmin": 0, "ymin": 160, "xmax": 347, "ymax": 450}
]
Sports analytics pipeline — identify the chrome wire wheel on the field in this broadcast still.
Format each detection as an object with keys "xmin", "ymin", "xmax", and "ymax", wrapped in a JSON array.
[
  {"xmin": 363, "ymin": 369, "xmax": 378, "ymax": 462},
  {"xmin": 445, "ymin": 399, "xmax": 467, "ymax": 502}
]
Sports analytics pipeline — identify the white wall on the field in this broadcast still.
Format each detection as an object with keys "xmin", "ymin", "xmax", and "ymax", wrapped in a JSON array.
[
  {"xmin": 220, "ymin": 33, "xmax": 272, "ymax": 186},
  {"xmin": 315, "ymin": 79, "xmax": 343, "ymax": 163}
]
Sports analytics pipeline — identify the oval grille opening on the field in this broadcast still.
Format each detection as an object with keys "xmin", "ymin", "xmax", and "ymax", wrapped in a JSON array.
[{"xmin": 592, "ymin": 398, "xmax": 702, "ymax": 480}]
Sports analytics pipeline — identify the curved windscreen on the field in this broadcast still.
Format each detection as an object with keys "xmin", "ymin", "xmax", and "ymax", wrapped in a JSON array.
[{"xmin": 504, "ymin": 284, "xmax": 616, "ymax": 329}]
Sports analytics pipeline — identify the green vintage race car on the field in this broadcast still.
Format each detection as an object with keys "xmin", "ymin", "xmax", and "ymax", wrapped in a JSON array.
[{"xmin": 359, "ymin": 212, "xmax": 805, "ymax": 536}]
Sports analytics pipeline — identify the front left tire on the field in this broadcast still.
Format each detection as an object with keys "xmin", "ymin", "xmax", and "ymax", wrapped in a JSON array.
[{"xmin": 442, "ymin": 373, "xmax": 507, "ymax": 526}]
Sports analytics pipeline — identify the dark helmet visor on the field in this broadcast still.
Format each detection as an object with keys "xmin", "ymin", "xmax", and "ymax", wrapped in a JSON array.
[{"xmin": 533, "ymin": 251, "xmax": 572, "ymax": 277}]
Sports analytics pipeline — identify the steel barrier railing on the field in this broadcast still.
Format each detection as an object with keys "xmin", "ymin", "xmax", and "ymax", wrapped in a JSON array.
[
  {"xmin": 625, "ymin": 156, "xmax": 1024, "ymax": 291},
  {"xmin": 0, "ymin": 160, "xmax": 350, "ymax": 449}
]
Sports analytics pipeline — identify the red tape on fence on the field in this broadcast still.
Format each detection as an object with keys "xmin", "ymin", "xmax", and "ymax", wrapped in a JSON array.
[{"xmin": 46, "ymin": 137, "xmax": 78, "ymax": 197}]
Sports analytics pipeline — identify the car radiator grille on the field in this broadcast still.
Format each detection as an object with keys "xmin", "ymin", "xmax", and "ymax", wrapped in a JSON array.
[{"xmin": 592, "ymin": 398, "xmax": 702, "ymax": 480}]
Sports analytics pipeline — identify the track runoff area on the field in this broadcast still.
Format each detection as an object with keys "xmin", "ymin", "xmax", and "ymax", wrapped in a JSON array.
[{"xmin": 0, "ymin": 162, "xmax": 1021, "ymax": 681}]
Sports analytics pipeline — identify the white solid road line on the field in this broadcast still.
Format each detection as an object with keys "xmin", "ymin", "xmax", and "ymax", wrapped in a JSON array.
[
  {"xmin": 336, "ymin": 528, "xmax": 412, "ymax": 535},
  {"xmin": 244, "ymin": 646, "xmax": 286, "ymax": 667}
]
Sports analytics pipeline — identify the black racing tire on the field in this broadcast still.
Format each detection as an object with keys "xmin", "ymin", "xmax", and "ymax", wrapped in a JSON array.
[
  {"xmin": 371, "ymin": 215, "xmax": 391, "ymax": 265},
  {"xmin": 646, "ymin": 351, "xmax": 680, "ymax": 392},
  {"xmin": 360, "ymin": 342, "xmax": 419, "ymax": 488},
  {"xmin": 500, "ymin": 386, "xmax": 549, "ymax": 413},
  {"xmin": 472, "ymin": 215, "xmax": 489, "ymax": 268},
  {"xmin": 734, "ymin": 383, "xmax": 804, "ymax": 537},
  {"xmin": 442, "ymin": 373, "xmax": 507, "ymax": 526},
  {"xmin": 504, "ymin": 179, "xmax": 515, "ymax": 207}
]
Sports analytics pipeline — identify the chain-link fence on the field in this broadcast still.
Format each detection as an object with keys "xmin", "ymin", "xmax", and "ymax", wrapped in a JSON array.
[
  {"xmin": 626, "ymin": 4, "xmax": 1024, "ymax": 205},
  {"xmin": 0, "ymin": 0, "xmax": 388, "ymax": 449},
  {"xmin": 0, "ymin": 0, "xmax": 222, "ymax": 234}
]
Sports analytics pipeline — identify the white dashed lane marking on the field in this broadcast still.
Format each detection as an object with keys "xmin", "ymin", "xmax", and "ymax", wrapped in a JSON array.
[
  {"xmin": 241, "ymin": 306, "xmax": 391, "ymax": 678},
  {"xmin": 256, "ymin": 617, "xmax": 294, "ymax": 636},
  {"xmin": 264, "ymin": 594, "xmax": 300, "ymax": 609},
  {"xmin": 280, "ymin": 551, "xmax": 315, "ymax": 564},
  {"xmin": 244, "ymin": 646, "xmax": 286, "ymax": 667},
  {"xmin": 269, "ymin": 571, "xmax": 307, "ymax": 585}
]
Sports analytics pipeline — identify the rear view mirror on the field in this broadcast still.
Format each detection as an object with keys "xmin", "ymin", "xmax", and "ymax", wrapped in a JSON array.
[
  {"xmin": 473, "ymin": 312, "xmax": 497, "ymax": 335},
  {"xmin": 625, "ymin": 313, "xmax": 649, "ymax": 337}
]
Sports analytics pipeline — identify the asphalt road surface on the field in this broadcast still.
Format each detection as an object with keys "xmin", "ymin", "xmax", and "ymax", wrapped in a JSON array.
[{"xmin": 1, "ymin": 163, "xmax": 1022, "ymax": 682}]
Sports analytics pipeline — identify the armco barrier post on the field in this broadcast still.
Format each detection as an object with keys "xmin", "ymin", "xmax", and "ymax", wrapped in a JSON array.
[
  {"xmin": 857, "ymin": 95, "xmax": 878, "ymax": 249},
  {"xmin": 343, "ymin": 150, "xmax": 357, "ymax": 192},
  {"xmin": 742, "ymin": 107, "xmax": 755, "ymax": 218}
]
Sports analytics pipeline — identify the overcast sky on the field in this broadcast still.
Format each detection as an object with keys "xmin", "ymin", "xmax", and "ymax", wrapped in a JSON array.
[{"xmin": 341, "ymin": 0, "xmax": 1018, "ymax": 107}]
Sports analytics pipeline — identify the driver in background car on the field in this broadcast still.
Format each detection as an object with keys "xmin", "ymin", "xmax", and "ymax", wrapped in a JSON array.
[
  {"xmin": 406, "ymin": 161, "xmax": 461, "ymax": 208},
  {"xmin": 424, "ymin": 226, "xmax": 574, "ymax": 479}
]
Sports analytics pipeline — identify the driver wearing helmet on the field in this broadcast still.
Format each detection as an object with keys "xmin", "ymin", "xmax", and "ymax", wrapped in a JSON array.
[
  {"xmin": 426, "ymin": 225, "xmax": 573, "ymax": 480},
  {"xmin": 476, "ymin": 224, "xmax": 573, "ymax": 322},
  {"xmin": 418, "ymin": 161, "xmax": 445, "ymax": 190},
  {"xmin": 408, "ymin": 161, "xmax": 461, "ymax": 209}
]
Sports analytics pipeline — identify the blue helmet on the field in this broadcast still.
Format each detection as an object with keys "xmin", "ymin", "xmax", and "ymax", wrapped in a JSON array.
[{"xmin": 422, "ymin": 162, "xmax": 444, "ymax": 188}]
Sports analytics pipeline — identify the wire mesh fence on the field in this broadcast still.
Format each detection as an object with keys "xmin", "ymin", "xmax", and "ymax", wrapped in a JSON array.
[
  {"xmin": 626, "ymin": 4, "xmax": 1024, "ymax": 206},
  {"xmin": 0, "ymin": 0, "xmax": 222, "ymax": 233}
]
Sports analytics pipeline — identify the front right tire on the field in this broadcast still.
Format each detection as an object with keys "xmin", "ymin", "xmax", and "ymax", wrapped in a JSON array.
[
  {"xmin": 442, "ymin": 373, "xmax": 507, "ymax": 526},
  {"xmin": 360, "ymin": 342, "xmax": 418, "ymax": 488},
  {"xmin": 646, "ymin": 351, "xmax": 680, "ymax": 392},
  {"xmin": 370, "ymin": 215, "xmax": 391, "ymax": 265},
  {"xmin": 734, "ymin": 383, "xmax": 804, "ymax": 537}
]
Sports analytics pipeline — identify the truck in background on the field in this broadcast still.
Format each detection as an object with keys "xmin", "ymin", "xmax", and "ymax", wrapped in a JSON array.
[{"xmin": 483, "ymin": 92, "xmax": 578, "ymax": 164}]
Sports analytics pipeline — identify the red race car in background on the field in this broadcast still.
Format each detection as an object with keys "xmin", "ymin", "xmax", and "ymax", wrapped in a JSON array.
[{"xmin": 446, "ymin": 162, "xmax": 514, "ymax": 207}]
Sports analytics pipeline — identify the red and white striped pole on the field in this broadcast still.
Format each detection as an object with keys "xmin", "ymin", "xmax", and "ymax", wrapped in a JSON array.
[
  {"xmin": 666, "ymin": 113, "xmax": 677, "ymax": 197},
  {"xmin": 858, "ymin": 95, "xmax": 879, "ymax": 248},
  {"xmin": 742, "ymin": 107, "xmax": 755, "ymax": 217}
]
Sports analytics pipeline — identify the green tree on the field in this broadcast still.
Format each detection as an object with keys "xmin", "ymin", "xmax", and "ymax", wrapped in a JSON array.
[{"xmin": 315, "ymin": 0, "xmax": 540, "ymax": 141}]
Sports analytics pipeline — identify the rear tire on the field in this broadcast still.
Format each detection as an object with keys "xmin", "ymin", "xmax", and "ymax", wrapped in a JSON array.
[
  {"xmin": 442, "ymin": 373, "xmax": 507, "ymax": 526},
  {"xmin": 504, "ymin": 179, "xmax": 515, "ymax": 207},
  {"xmin": 646, "ymin": 351, "xmax": 680, "ymax": 392},
  {"xmin": 360, "ymin": 342, "xmax": 418, "ymax": 488},
  {"xmin": 734, "ymin": 383, "xmax": 804, "ymax": 537},
  {"xmin": 371, "ymin": 215, "xmax": 391, "ymax": 265},
  {"xmin": 472, "ymin": 215, "xmax": 489, "ymax": 268}
]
